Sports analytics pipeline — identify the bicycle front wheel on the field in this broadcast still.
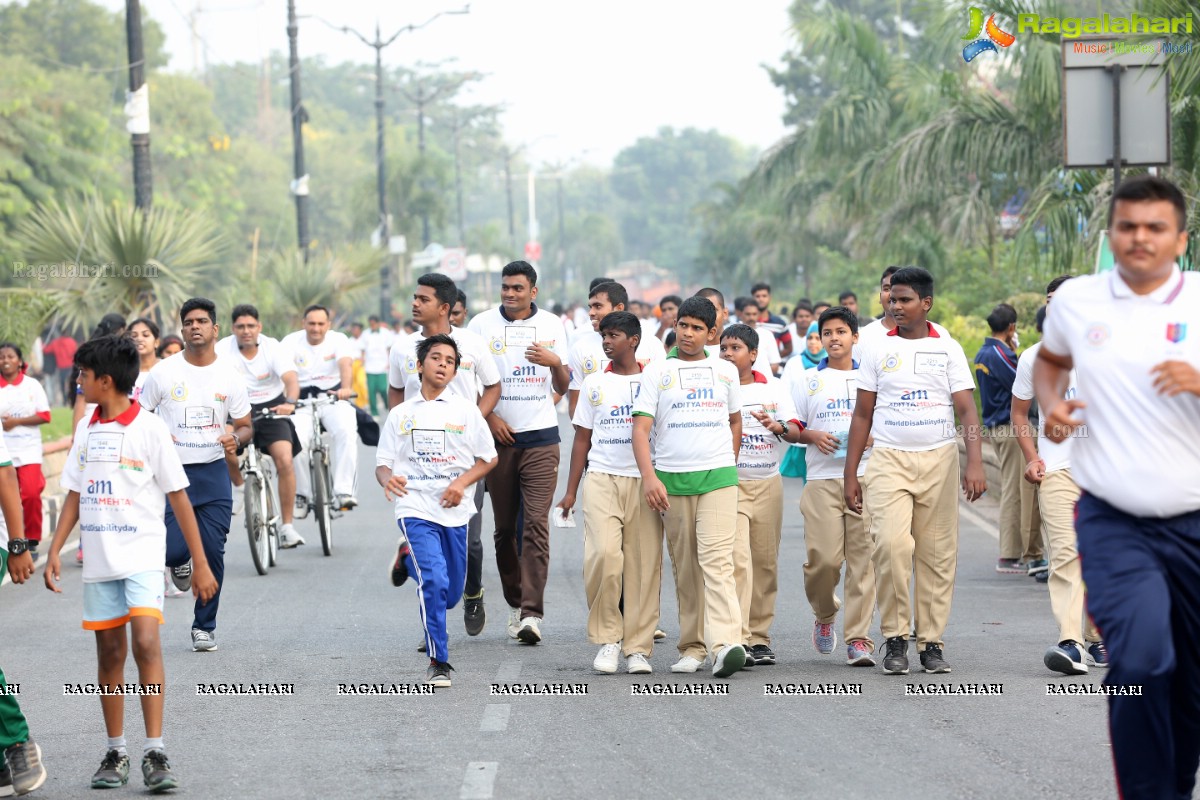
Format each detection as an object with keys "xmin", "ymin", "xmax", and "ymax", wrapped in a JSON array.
[
  {"xmin": 244, "ymin": 473, "xmax": 268, "ymax": 575},
  {"xmin": 313, "ymin": 450, "xmax": 333, "ymax": 556}
]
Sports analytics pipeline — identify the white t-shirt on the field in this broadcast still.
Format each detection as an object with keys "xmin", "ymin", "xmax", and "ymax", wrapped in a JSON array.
[
  {"xmin": 138, "ymin": 353, "xmax": 251, "ymax": 465},
  {"xmin": 571, "ymin": 368, "xmax": 643, "ymax": 478},
  {"xmin": 633, "ymin": 353, "xmax": 741, "ymax": 473},
  {"xmin": 281, "ymin": 330, "xmax": 356, "ymax": 391},
  {"xmin": 0, "ymin": 375, "xmax": 50, "ymax": 466},
  {"xmin": 388, "ymin": 327, "xmax": 501, "ymax": 404},
  {"xmin": 376, "ymin": 390, "xmax": 497, "ymax": 527},
  {"xmin": 467, "ymin": 306, "xmax": 568, "ymax": 433},
  {"xmin": 567, "ymin": 329, "xmax": 666, "ymax": 391},
  {"xmin": 217, "ymin": 335, "xmax": 296, "ymax": 406},
  {"xmin": 736, "ymin": 374, "xmax": 798, "ymax": 481},
  {"xmin": 1041, "ymin": 267, "xmax": 1200, "ymax": 517},
  {"xmin": 1011, "ymin": 341, "xmax": 1078, "ymax": 474},
  {"xmin": 752, "ymin": 327, "xmax": 782, "ymax": 376},
  {"xmin": 793, "ymin": 361, "xmax": 871, "ymax": 480},
  {"xmin": 857, "ymin": 323, "xmax": 975, "ymax": 452},
  {"xmin": 359, "ymin": 327, "xmax": 395, "ymax": 374},
  {"xmin": 62, "ymin": 405, "xmax": 189, "ymax": 582},
  {"xmin": 855, "ymin": 318, "xmax": 949, "ymax": 360}
]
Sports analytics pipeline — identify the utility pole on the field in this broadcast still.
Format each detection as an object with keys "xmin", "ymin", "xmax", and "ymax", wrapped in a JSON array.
[
  {"xmin": 320, "ymin": 6, "xmax": 470, "ymax": 320},
  {"xmin": 372, "ymin": 25, "xmax": 391, "ymax": 320},
  {"xmin": 503, "ymin": 147, "xmax": 516, "ymax": 257},
  {"xmin": 125, "ymin": 0, "xmax": 152, "ymax": 210},
  {"xmin": 287, "ymin": 0, "xmax": 310, "ymax": 259}
]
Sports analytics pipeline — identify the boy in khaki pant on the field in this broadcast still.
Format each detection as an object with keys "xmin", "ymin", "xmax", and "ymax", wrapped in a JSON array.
[
  {"xmin": 557, "ymin": 312, "xmax": 662, "ymax": 675},
  {"xmin": 788, "ymin": 307, "xmax": 878, "ymax": 666},
  {"xmin": 633, "ymin": 296, "xmax": 746, "ymax": 679},
  {"xmin": 844, "ymin": 268, "xmax": 986, "ymax": 675},
  {"xmin": 718, "ymin": 324, "xmax": 798, "ymax": 667}
]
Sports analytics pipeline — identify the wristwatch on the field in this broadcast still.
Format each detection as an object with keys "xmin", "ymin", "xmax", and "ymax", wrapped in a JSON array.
[
  {"xmin": 284, "ymin": 397, "xmax": 299, "ymax": 405},
  {"xmin": 7, "ymin": 538, "xmax": 29, "ymax": 555},
  {"xmin": 773, "ymin": 420, "xmax": 788, "ymax": 440}
]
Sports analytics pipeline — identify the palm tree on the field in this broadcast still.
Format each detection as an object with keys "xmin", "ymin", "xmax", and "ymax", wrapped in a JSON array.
[{"xmin": 12, "ymin": 196, "xmax": 225, "ymax": 332}]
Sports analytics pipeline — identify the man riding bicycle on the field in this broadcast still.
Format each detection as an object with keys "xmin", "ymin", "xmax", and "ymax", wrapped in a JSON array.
[
  {"xmin": 217, "ymin": 304, "xmax": 305, "ymax": 548},
  {"xmin": 281, "ymin": 305, "xmax": 359, "ymax": 511}
]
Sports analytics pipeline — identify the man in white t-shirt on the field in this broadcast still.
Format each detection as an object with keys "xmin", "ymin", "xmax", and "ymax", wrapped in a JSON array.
[
  {"xmin": 844, "ymin": 268, "xmax": 985, "ymax": 676},
  {"xmin": 468, "ymin": 261, "xmax": 570, "ymax": 645},
  {"xmin": 389, "ymin": 273, "xmax": 501, "ymax": 639},
  {"xmin": 791, "ymin": 307, "xmax": 878, "ymax": 667},
  {"xmin": 567, "ymin": 281, "xmax": 665, "ymax": 417},
  {"xmin": 1034, "ymin": 176, "xmax": 1200, "ymax": 798},
  {"xmin": 360, "ymin": 315, "xmax": 394, "ymax": 418},
  {"xmin": 1010, "ymin": 283, "xmax": 1105, "ymax": 676},
  {"xmin": 282, "ymin": 305, "xmax": 360, "ymax": 510},
  {"xmin": 218, "ymin": 304, "xmax": 304, "ymax": 549},
  {"xmin": 139, "ymin": 298, "xmax": 251, "ymax": 652}
]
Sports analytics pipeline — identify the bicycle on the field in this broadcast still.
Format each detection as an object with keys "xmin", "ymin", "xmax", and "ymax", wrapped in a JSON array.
[
  {"xmin": 295, "ymin": 393, "xmax": 348, "ymax": 557},
  {"xmin": 240, "ymin": 410, "xmax": 284, "ymax": 575}
]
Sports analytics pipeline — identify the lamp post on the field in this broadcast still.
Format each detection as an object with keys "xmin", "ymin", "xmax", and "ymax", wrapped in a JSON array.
[{"xmin": 320, "ymin": 6, "xmax": 470, "ymax": 320}]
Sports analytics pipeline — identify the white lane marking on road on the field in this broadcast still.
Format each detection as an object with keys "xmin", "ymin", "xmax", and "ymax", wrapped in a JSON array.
[
  {"xmin": 495, "ymin": 661, "xmax": 522, "ymax": 682},
  {"xmin": 959, "ymin": 501, "xmax": 999, "ymax": 540},
  {"xmin": 460, "ymin": 761, "xmax": 498, "ymax": 799},
  {"xmin": 479, "ymin": 704, "xmax": 510, "ymax": 732}
]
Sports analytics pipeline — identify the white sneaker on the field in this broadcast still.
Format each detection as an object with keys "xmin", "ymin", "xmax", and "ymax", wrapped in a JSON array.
[
  {"xmin": 593, "ymin": 643, "xmax": 621, "ymax": 674},
  {"xmin": 626, "ymin": 653, "xmax": 653, "ymax": 674},
  {"xmin": 278, "ymin": 524, "xmax": 305, "ymax": 549},
  {"xmin": 670, "ymin": 655, "xmax": 705, "ymax": 673},
  {"xmin": 230, "ymin": 489, "xmax": 244, "ymax": 516},
  {"xmin": 517, "ymin": 617, "xmax": 542, "ymax": 645},
  {"xmin": 713, "ymin": 644, "xmax": 746, "ymax": 678},
  {"xmin": 506, "ymin": 607, "xmax": 522, "ymax": 639}
]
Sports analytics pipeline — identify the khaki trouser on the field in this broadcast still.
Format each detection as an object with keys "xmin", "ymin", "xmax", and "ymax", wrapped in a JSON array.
[
  {"xmin": 800, "ymin": 477, "xmax": 876, "ymax": 647},
  {"xmin": 867, "ymin": 444, "xmax": 960, "ymax": 652},
  {"xmin": 581, "ymin": 472, "xmax": 664, "ymax": 657},
  {"xmin": 663, "ymin": 485, "xmax": 741, "ymax": 660},
  {"xmin": 1041, "ymin": 468, "xmax": 1100, "ymax": 644},
  {"xmin": 734, "ymin": 476, "xmax": 783, "ymax": 647},
  {"xmin": 990, "ymin": 423, "xmax": 1044, "ymax": 561}
]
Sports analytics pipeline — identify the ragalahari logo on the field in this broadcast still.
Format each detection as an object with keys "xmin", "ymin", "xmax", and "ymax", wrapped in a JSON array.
[{"xmin": 962, "ymin": 7, "xmax": 1016, "ymax": 62}]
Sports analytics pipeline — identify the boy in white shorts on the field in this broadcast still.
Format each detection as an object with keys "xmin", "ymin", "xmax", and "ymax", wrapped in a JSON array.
[{"xmin": 43, "ymin": 335, "xmax": 217, "ymax": 793}]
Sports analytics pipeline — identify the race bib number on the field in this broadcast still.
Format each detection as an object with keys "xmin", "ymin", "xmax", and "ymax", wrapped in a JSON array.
[
  {"xmin": 412, "ymin": 429, "xmax": 447, "ymax": 455},
  {"xmin": 86, "ymin": 432, "xmax": 123, "ymax": 463},
  {"xmin": 678, "ymin": 367, "xmax": 714, "ymax": 391},
  {"xmin": 185, "ymin": 406, "xmax": 216, "ymax": 428},
  {"xmin": 504, "ymin": 326, "xmax": 536, "ymax": 350},
  {"xmin": 914, "ymin": 353, "xmax": 948, "ymax": 375}
]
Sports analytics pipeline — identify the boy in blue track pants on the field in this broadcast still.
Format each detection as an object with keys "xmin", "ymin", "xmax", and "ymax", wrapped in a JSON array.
[{"xmin": 377, "ymin": 334, "xmax": 498, "ymax": 687}]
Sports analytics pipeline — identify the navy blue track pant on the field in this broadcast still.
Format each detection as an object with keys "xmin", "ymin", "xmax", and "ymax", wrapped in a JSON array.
[{"xmin": 1076, "ymin": 492, "xmax": 1200, "ymax": 800}]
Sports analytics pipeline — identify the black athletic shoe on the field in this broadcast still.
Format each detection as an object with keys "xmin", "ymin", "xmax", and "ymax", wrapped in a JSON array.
[
  {"xmin": 742, "ymin": 645, "xmax": 757, "ymax": 668},
  {"xmin": 750, "ymin": 644, "xmax": 776, "ymax": 666},
  {"xmin": 425, "ymin": 660, "xmax": 453, "ymax": 688},
  {"xmin": 141, "ymin": 749, "xmax": 179, "ymax": 793},
  {"xmin": 463, "ymin": 589, "xmax": 486, "ymax": 636},
  {"xmin": 882, "ymin": 636, "xmax": 909, "ymax": 675},
  {"xmin": 920, "ymin": 644, "xmax": 952, "ymax": 674},
  {"xmin": 390, "ymin": 542, "xmax": 410, "ymax": 587},
  {"xmin": 90, "ymin": 748, "xmax": 129, "ymax": 789}
]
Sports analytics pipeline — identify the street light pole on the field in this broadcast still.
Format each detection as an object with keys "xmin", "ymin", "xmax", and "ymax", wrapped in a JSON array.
[{"xmin": 318, "ymin": 6, "xmax": 470, "ymax": 320}]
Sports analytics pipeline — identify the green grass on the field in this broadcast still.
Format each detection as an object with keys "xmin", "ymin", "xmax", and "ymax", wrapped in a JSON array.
[{"xmin": 42, "ymin": 406, "xmax": 75, "ymax": 443}]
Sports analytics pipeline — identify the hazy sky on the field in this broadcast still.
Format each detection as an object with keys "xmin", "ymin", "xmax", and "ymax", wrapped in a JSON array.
[{"xmin": 105, "ymin": 0, "xmax": 796, "ymax": 167}]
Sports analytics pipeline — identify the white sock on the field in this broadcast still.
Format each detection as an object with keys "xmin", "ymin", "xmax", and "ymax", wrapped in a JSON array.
[
  {"xmin": 144, "ymin": 737, "xmax": 164, "ymax": 754},
  {"xmin": 107, "ymin": 735, "xmax": 127, "ymax": 756}
]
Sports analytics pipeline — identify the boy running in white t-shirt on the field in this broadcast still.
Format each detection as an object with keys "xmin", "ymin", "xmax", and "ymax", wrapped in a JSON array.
[
  {"xmin": 719, "ymin": 324, "xmax": 798, "ymax": 667},
  {"xmin": 557, "ymin": 312, "xmax": 663, "ymax": 675},
  {"xmin": 44, "ymin": 335, "xmax": 217, "ymax": 792},
  {"xmin": 792, "ymin": 307, "xmax": 878, "ymax": 666},
  {"xmin": 844, "ymin": 268, "xmax": 986, "ymax": 675},
  {"xmin": 633, "ymin": 296, "xmax": 746, "ymax": 678},
  {"xmin": 376, "ymin": 334, "xmax": 497, "ymax": 687}
]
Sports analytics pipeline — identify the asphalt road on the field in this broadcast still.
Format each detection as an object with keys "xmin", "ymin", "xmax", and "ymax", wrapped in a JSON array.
[{"xmin": 2, "ymin": 418, "xmax": 1119, "ymax": 799}]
